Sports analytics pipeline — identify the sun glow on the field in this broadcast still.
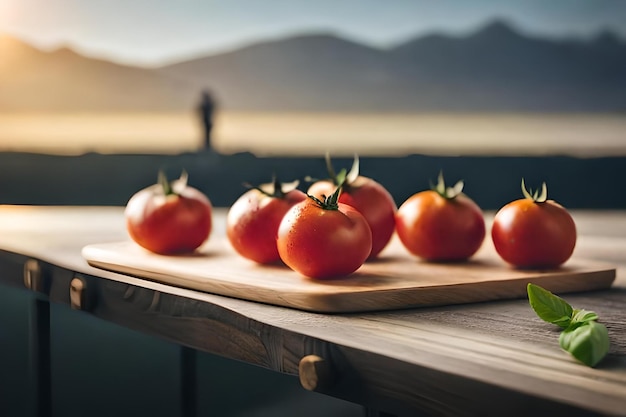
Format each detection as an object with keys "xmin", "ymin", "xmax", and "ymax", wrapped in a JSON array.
[
  {"xmin": 1, "ymin": 112, "xmax": 625, "ymax": 157},
  {"xmin": 0, "ymin": 0, "xmax": 22, "ymax": 27},
  {"xmin": 0, "ymin": 33, "xmax": 25, "ymax": 64}
]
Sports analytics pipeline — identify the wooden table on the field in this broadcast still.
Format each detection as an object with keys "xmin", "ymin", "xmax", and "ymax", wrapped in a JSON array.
[{"xmin": 0, "ymin": 206, "xmax": 625, "ymax": 416}]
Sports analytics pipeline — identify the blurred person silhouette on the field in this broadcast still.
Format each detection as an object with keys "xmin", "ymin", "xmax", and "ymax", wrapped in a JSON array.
[{"xmin": 198, "ymin": 89, "xmax": 216, "ymax": 150}]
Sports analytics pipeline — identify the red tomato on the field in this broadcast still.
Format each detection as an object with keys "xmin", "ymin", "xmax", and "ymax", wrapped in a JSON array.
[
  {"xmin": 227, "ymin": 178, "xmax": 307, "ymax": 264},
  {"xmin": 491, "ymin": 180, "xmax": 576, "ymax": 268},
  {"xmin": 395, "ymin": 174, "xmax": 485, "ymax": 261},
  {"xmin": 307, "ymin": 155, "xmax": 396, "ymax": 259},
  {"xmin": 277, "ymin": 190, "xmax": 372, "ymax": 279},
  {"xmin": 125, "ymin": 171, "xmax": 212, "ymax": 254}
]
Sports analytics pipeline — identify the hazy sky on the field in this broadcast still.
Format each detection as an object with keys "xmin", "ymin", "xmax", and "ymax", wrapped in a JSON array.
[{"xmin": 1, "ymin": 0, "xmax": 625, "ymax": 66}]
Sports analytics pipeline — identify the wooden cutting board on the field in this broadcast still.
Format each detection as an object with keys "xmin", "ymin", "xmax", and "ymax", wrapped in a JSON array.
[{"xmin": 82, "ymin": 236, "xmax": 616, "ymax": 313}]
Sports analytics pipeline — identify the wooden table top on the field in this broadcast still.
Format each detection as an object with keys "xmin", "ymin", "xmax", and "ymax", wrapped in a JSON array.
[{"xmin": 0, "ymin": 205, "xmax": 625, "ymax": 416}]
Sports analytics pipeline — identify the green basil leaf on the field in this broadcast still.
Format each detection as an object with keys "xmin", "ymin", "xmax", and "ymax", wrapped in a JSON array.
[
  {"xmin": 527, "ymin": 283, "xmax": 573, "ymax": 329},
  {"xmin": 571, "ymin": 309, "xmax": 599, "ymax": 326},
  {"xmin": 559, "ymin": 321, "xmax": 610, "ymax": 367},
  {"xmin": 559, "ymin": 326, "xmax": 576, "ymax": 351}
]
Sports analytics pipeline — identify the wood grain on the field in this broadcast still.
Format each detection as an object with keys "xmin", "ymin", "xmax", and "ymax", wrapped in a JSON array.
[
  {"xmin": 1, "ymin": 206, "xmax": 625, "ymax": 416},
  {"xmin": 82, "ymin": 236, "xmax": 615, "ymax": 313}
]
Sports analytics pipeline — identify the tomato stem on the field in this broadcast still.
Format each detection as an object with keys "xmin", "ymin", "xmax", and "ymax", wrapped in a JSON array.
[
  {"xmin": 430, "ymin": 171, "xmax": 464, "ymax": 199},
  {"xmin": 325, "ymin": 153, "xmax": 360, "ymax": 187},
  {"xmin": 244, "ymin": 175, "xmax": 300, "ymax": 199},
  {"xmin": 158, "ymin": 170, "xmax": 174, "ymax": 195},
  {"xmin": 521, "ymin": 178, "xmax": 548, "ymax": 203},
  {"xmin": 158, "ymin": 170, "xmax": 188, "ymax": 196},
  {"xmin": 307, "ymin": 175, "xmax": 344, "ymax": 211},
  {"xmin": 325, "ymin": 152, "xmax": 338, "ymax": 184}
]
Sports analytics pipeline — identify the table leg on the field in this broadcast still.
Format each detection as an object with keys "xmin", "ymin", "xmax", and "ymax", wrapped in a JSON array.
[
  {"xmin": 180, "ymin": 346, "xmax": 197, "ymax": 417},
  {"xmin": 29, "ymin": 297, "xmax": 51, "ymax": 417}
]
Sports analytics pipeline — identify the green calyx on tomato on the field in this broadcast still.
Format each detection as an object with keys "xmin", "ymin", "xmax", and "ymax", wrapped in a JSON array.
[
  {"xmin": 324, "ymin": 152, "xmax": 360, "ymax": 188},
  {"xmin": 431, "ymin": 171, "xmax": 464, "ymax": 200},
  {"xmin": 244, "ymin": 175, "xmax": 300, "ymax": 199},
  {"xmin": 158, "ymin": 170, "xmax": 188, "ymax": 196},
  {"xmin": 307, "ymin": 169, "xmax": 347, "ymax": 211},
  {"xmin": 521, "ymin": 178, "xmax": 548, "ymax": 203}
]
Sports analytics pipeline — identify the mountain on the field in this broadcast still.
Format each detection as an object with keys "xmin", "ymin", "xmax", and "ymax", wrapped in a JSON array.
[
  {"xmin": 159, "ymin": 19, "xmax": 626, "ymax": 112},
  {"xmin": 0, "ymin": 35, "xmax": 197, "ymax": 111},
  {"xmin": 386, "ymin": 20, "xmax": 626, "ymax": 111},
  {"xmin": 2, "ymin": 20, "xmax": 626, "ymax": 112},
  {"xmin": 159, "ymin": 33, "xmax": 396, "ymax": 111}
]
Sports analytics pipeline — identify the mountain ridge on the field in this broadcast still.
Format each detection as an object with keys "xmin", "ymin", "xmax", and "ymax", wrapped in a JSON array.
[{"xmin": 2, "ymin": 20, "xmax": 625, "ymax": 112}]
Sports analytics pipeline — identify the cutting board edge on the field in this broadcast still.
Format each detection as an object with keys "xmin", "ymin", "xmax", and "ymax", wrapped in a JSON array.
[
  {"xmin": 84, "ymin": 256, "xmax": 616, "ymax": 314},
  {"xmin": 299, "ymin": 267, "xmax": 617, "ymax": 313}
]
